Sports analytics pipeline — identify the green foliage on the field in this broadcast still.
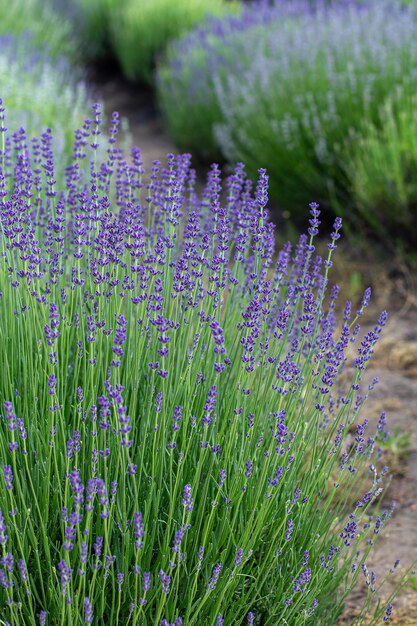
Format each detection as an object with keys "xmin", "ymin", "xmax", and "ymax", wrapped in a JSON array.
[
  {"xmin": 157, "ymin": 1, "xmax": 417, "ymax": 244},
  {"xmin": 111, "ymin": 0, "xmax": 239, "ymax": 84},
  {"xmin": 69, "ymin": 0, "xmax": 238, "ymax": 83},
  {"xmin": 379, "ymin": 427, "xmax": 411, "ymax": 475},
  {"xmin": 408, "ymin": 574, "xmax": 417, "ymax": 592},
  {"xmin": 71, "ymin": 0, "xmax": 123, "ymax": 60},
  {"xmin": 157, "ymin": 19, "xmax": 266, "ymax": 159},
  {"xmin": 0, "ymin": 106, "xmax": 405, "ymax": 624},
  {"xmin": 0, "ymin": 0, "xmax": 77, "ymax": 61},
  {"xmin": 345, "ymin": 86, "xmax": 417, "ymax": 246},
  {"xmin": 0, "ymin": 37, "xmax": 91, "ymax": 161}
]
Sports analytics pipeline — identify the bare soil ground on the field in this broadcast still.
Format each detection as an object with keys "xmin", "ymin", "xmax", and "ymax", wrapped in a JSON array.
[
  {"xmin": 88, "ymin": 66, "xmax": 176, "ymax": 170},
  {"xmin": 90, "ymin": 67, "xmax": 417, "ymax": 625}
]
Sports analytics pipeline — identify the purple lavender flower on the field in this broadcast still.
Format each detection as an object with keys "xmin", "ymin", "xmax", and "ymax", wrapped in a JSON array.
[
  {"xmin": 133, "ymin": 511, "xmax": 145, "ymax": 549},
  {"xmin": 80, "ymin": 542, "xmax": 88, "ymax": 566},
  {"xmin": 234, "ymin": 548, "xmax": 244, "ymax": 566},
  {"xmin": 340, "ymin": 515, "xmax": 358, "ymax": 546},
  {"xmin": 384, "ymin": 603, "xmax": 393, "ymax": 622},
  {"xmin": 172, "ymin": 405, "xmax": 183, "ymax": 431},
  {"xmin": 84, "ymin": 597, "xmax": 93, "ymax": 624},
  {"xmin": 1, "ymin": 552, "xmax": 14, "ymax": 573},
  {"xmin": 203, "ymin": 385, "xmax": 217, "ymax": 425},
  {"xmin": 390, "ymin": 559, "xmax": 400, "ymax": 573},
  {"xmin": 95, "ymin": 478, "xmax": 109, "ymax": 518},
  {"xmin": 4, "ymin": 401, "xmax": 17, "ymax": 431},
  {"xmin": 285, "ymin": 519, "xmax": 294, "ymax": 541},
  {"xmin": 48, "ymin": 374, "xmax": 57, "ymax": 395},
  {"xmin": 68, "ymin": 469, "xmax": 84, "ymax": 509},
  {"xmin": 172, "ymin": 523, "xmax": 190, "ymax": 554},
  {"xmin": 3, "ymin": 466, "xmax": 13, "ymax": 491},
  {"xmin": 308, "ymin": 599, "xmax": 319, "ymax": 616},
  {"xmin": 57, "ymin": 560, "xmax": 72, "ymax": 596},
  {"xmin": 159, "ymin": 569, "xmax": 171, "ymax": 594},
  {"xmin": 139, "ymin": 570, "xmax": 151, "ymax": 605},
  {"xmin": 0, "ymin": 99, "xmax": 399, "ymax": 626},
  {"xmin": 208, "ymin": 562, "xmax": 223, "ymax": 590},
  {"xmin": 197, "ymin": 545, "xmax": 204, "ymax": 570},
  {"xmin": 93, "ymin": 536, "xmax": 103, "ymax": 560},
  {"xmin": 219, "ymin": 468, "xmax": 227, "ymax": 486},
  {"xmin": 308, "ymin": 202, "xmax": 320, "ymax": 237},
  {"xmin": 293, "ymin": 568, "xmax": 312, "ymax": 593},
  {"xmin": 0, "ymin": 510, "xmax": 8, "ymax": 545},
  {"xmin": 63, "ymin": 524, "xmax": 76, "ymax": 551},
  {"xmin": 182, "ymin": 484, "xmax": 194, "ymax": 512},
  {"xmin": 245, "ymin": 458, "xmax": 253, "ymax": 479},
  {"xmin": 18, "ymin": 559, "xmax": 28, "ymax": 582},
  {"xmin": 16, "ymin": 417, "xmax": 27, "ymax": 440}
]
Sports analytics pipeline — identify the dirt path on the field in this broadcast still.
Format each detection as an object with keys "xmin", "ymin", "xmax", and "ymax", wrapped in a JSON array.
[
  {"xmin": 88, "ymin": 67, "xmax": 177, "ymax": 170},
  {"xmin": 90, "ymin": 68, "xmax": 417, "ymax": 625}
]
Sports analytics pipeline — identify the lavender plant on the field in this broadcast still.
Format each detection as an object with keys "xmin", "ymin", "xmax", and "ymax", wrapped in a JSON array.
[
  {"xmin": 345, "ymin": 85, "xmax": 417, "ymax": 247},
  {"xmin": 0, "ymin": 101, "xmax": 403, "ymax": 625},
  {"xmin": 70, "ymin": 0, "xmax": 123, "ymax": 60},
  {"xmin": 157, "ymin": 7, "xmax": 279, "ymax": 158},
  {"xmin": 157, "ymin": 0, "xmax": 417, "ymax": 227},
  {"xmin": 0, "ymin": 35, "xmax": 91, "ymax": 162},
  {"xmin": 109, "ymin": 0, "xmax": 240, "ymax": 84},
  {"xmin": 69, "ymin": 0, "xmax": 238, "ymax": 82},
  {"xmin": 0, "ymin": 0, "xmax": 77, "ymax": 62}
]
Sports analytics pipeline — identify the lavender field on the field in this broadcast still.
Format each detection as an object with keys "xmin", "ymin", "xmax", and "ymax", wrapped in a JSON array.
[{"xmin": 0, "ymin": 1, "xmax": 416, "ymax": 625}]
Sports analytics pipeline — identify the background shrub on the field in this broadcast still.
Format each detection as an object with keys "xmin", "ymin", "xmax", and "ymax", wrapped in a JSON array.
[
  {"xmin": 0, "ymin": 0, "xmax": 77, "ymax": 61},
  {"xmin": 345, "ymin": 85, "xmax": 417, "ymax": 247},
  {"xmin": 68, "ymin": 0, "xmax": 238, "ymax": 84},
  {"xmin": 0, "ymin": 35, "xmax": 91, "ymax": 159},
  {"xmin": 157, "ymin": 7, "xmax": 281, "ymax": 159},
  {"xmin": 157, "ymin": 0, "xmax": 417, "ymax": 239},
  {"xmin": 70, "ymin": 0, "xmax": 123, "ymax": 61},
  {"xmin": 0, "ymin": 104, "xmax": 401, "ymax": 625},
  {"xmin": 110, "ymin": 0, "xmax": 240, "ymax": 84}
]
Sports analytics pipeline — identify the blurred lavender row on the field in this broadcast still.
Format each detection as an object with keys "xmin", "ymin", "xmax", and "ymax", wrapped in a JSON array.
[{"xmin": 158, "ymin": 0, "xmax": 417, "ymax": 242}]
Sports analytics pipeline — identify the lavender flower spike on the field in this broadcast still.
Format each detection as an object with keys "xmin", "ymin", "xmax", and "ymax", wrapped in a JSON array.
[
  {"xmin": 182, "ymin": 484, "xmax": 194, "ymax": 512},
  {"xmin": 0, "ymin": 510, "xmax": 8, "ymax": 545},
  {"xmin": 84, "ymin": 597, "xmax": 93, "ymax": 624},
  {"xmin": 208, "ymin": 563, "xmax": 223, "ymax": 590}
]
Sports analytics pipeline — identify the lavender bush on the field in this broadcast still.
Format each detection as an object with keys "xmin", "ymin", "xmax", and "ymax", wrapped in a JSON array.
[
  {"xmin": 110, "ymin": 0, "xmax": 239, "ymax": 84},
  {"xmin": 157, "ymin": 3, "xmax": 290, "ymax": 158},
  {"xmin": 345, "ymin": 85, "xmax": 417, "ymax": 247},
  {"xmin": 157, "ymin": 0, "xmax": 417, "ymax": 230},
  {"xmin": 70, "ymin": 0, "xmax": 122, "ymax": 60},
  {"xmin": 0, "ymin": 0, "xmax": 77, "ymax": 62},
  {"xmin": 0, "ymin": 101, "xmax": 403, "ymax": 625},
  {"xmin": 70, "ymin": 0, "xmax": 238, "ymax": 83},
  {"xmin": 0, "ymin": 36, "xmax": 91, "ymax": 162}
]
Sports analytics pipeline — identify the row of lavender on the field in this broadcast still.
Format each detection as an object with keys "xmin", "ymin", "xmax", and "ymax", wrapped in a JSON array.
[
  {"xmin": 157, "ymin": 0, "xmax": 417, "ymax": 247},
  {"xmin": 4, "ymin": 0, "xmax": 417, "ymax": 247},
  {"xmin": 0, "ymin": 95, "xmax": 405, "ymax": 624},
  {"xmin": 60, "ymin": 0, "xmax": 240, "ymax": 83}
]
